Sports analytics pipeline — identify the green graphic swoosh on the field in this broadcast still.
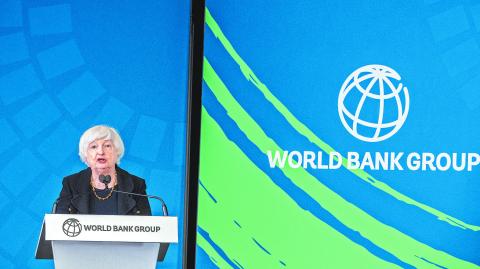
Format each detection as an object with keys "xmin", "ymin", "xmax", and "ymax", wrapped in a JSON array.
[
  {"xmin": 198, "ymin": 106, "xmax": 402, "ymax": 268},
  {"xmin": 203, "ymin": 57, "xmax": 479, "ymax": 268}
]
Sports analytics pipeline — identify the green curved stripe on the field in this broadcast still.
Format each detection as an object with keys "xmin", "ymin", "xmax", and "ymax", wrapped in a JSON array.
[
  {"xmin": 198, "ymin": 107, "xmax": 402, "ymax": 269},
  {"xmin": 197, "ymin": 231, "xmax": 234, "ymax": 269},
  {"xmin": 203, "ymin": 57, "xmax": 479, "ymax": 268},
  {"xmin": 204, "ymin": 7, "xmax": 480, "ymax": 232}
]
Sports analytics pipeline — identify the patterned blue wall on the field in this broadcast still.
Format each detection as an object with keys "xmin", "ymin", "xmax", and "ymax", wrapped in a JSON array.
[{"xmin": 0, "ymin": 0, "xmax": 190, "ymax": 268}]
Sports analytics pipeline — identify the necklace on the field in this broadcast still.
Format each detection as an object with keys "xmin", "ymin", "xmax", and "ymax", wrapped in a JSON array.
[
  {"xmin": 90, "ymin": 173, "xmax": 117, "ymax": 200},
  {"xmin": 91, "ymin": 183, "xmax": 115, "ymax": 200}
]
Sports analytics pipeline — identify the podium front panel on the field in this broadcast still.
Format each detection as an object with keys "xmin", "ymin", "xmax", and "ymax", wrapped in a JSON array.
[{"xmin": 52, "ymin": 241, "xmax": 160, "ymax": 269}]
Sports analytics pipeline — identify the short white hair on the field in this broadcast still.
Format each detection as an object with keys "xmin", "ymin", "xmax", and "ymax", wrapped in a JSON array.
[{"xmin": 78, "ymin": 125, "xmax": 125, "ymax": 164}]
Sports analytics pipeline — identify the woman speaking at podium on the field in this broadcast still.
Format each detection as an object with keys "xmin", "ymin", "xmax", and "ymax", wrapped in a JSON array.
[{"xmin": 55, "ymin": 125, "xmax": 151, "ymax": 216}]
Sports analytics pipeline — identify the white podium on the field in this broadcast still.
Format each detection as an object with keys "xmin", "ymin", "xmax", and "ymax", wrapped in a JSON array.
[{"xmin": 35, "ymin": 214, "xmax": 178, "ymax": 269}]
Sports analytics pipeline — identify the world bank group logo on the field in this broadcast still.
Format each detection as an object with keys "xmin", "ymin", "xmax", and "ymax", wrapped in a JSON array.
[
  {"xmin": 338, "ymin": 65, "xmax": 410, "ymax": 142},
  {"xmin": 62, "ymin": 218, "xmax": 82, "ymax": 237}
]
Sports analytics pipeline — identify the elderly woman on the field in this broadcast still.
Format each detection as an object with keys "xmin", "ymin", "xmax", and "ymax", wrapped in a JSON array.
[{"xmin": 56, "ymin": 125, "xmax": 151, "ymax": 215}]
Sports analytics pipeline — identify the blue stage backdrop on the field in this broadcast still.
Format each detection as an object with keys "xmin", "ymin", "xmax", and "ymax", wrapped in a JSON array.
[
  {"xmin": 196, "ymin": 1, "xmax": 480, "ymax": 268},
  {"xmin": 0, "ymin": 0, "xmax": 190, "ymax": 268}
]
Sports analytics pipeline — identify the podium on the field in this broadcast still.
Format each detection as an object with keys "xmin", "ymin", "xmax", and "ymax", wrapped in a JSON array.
[{"xmin": 35, "ymin": 214, "xmax": 178, "ymax": 269}]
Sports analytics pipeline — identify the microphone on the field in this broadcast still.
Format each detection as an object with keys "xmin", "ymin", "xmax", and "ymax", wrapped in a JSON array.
[
  {"xmin": 99, "ymin": 174, "xmax": 169, "ymax": 216},
  {"xmin": 51, "ymin": 197, "xmax": 60, "ymax": 213},
  {"xmin": 99, "ymin": 174, "xmax": 111, "ymax": 189}
]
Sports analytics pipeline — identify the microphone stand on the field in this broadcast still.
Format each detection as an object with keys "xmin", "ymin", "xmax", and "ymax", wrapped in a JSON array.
[
  {"xmin": 100, "ymin": 174, "xmax": 169, "ymax": 216},
  {"xmin": 112, "ymin": 189, "xmax": 169, "ymax": 216}
]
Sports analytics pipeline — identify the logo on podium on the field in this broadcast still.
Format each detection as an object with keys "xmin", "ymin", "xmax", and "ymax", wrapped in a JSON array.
[{"xmin": 62, "ymin": 218, "xmax": 82, "ymax": 237}]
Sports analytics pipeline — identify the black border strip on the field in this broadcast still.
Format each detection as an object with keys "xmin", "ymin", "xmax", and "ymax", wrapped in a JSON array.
[{"xmin": 183, "ymin": 0, "xmax": 205, "ymax": 268}]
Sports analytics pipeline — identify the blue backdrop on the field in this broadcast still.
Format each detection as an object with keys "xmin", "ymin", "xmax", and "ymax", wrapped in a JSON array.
[{"xmin": 0, "ymin": 0, "xmax": 190, "ymax": 268}]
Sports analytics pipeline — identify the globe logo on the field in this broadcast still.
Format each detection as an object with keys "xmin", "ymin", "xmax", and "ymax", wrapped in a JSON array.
[
  {"xmin": 338, "ymin": 65, "xmax": 409, "ymax": 142},
  {"xmin": 62, "ymin": 218, "xmax": 82, "ymax": 237}
]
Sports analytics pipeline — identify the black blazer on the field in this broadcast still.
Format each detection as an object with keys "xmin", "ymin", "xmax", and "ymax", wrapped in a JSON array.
[{"xmin": 56, "ymin": 167, "xmax": 151, "ymax": 215}]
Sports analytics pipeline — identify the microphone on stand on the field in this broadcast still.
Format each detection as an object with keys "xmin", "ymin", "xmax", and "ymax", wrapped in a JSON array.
[
  {"xmin": 51, "ymin": 198, "xmax": 60, "ymax": 213},
  {"xmin": 99, "ymin": 174, "xmax": 169, "ymax": 216}
]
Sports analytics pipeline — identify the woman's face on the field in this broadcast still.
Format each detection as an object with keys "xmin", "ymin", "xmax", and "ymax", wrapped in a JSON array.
[{"xmin": 85, "ymin": 139, "xmax": 118, "ymax": 173}]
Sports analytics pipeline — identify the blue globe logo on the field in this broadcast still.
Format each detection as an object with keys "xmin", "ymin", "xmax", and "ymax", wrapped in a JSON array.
[
  {"xmin": 62, "ymin": 218, "xmax": 82, "ymax": 237},
  {"xmin": 338, "ymin": 65, "xmax": 410, "ymax": 142}
]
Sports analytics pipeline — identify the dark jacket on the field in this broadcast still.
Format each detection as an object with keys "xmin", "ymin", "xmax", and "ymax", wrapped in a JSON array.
[{"xmin": 56, "ymin": 167, "xmax": 151, "ymax": 215}]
